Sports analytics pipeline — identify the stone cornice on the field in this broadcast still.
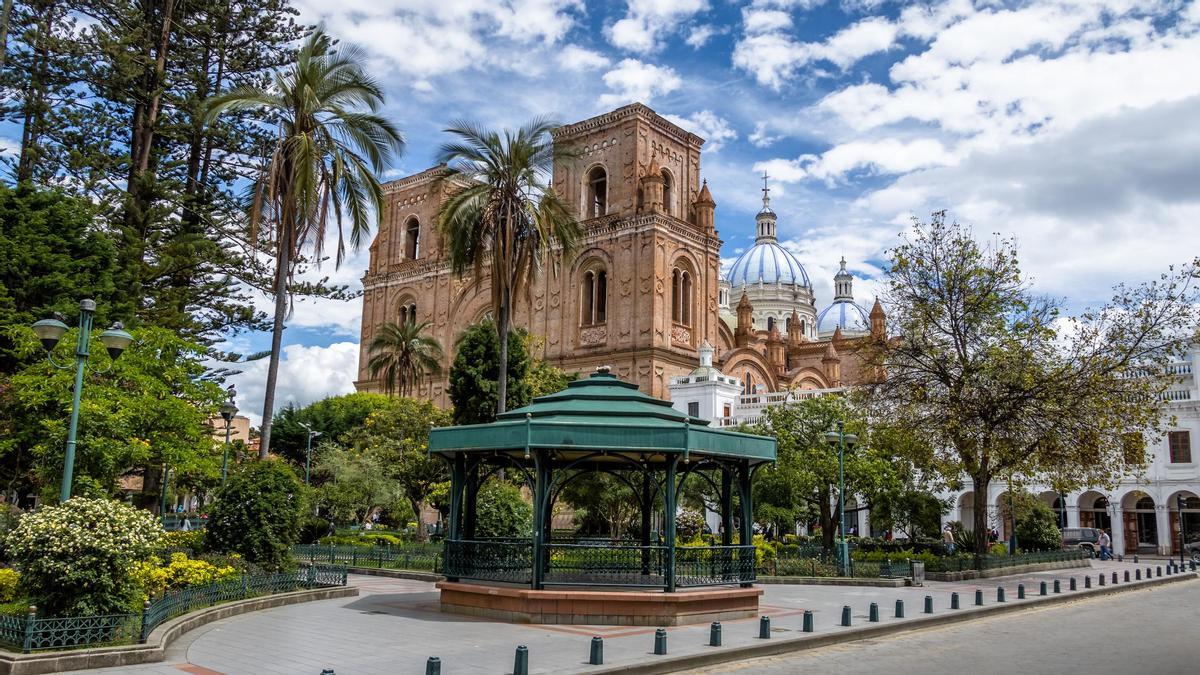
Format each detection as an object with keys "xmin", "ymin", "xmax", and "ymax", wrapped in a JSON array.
[
  {"xmin": 553, "ymin": 103, "xmax": 705, "ymax": 149},
  {"xmin": 381, "ymin": 165, "xmax": 449, "ymax": 194}
]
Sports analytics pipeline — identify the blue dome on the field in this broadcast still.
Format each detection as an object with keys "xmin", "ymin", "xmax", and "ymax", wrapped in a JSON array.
[
  {"xmin": 726, "ymin": 241, "xmax": 810, "ymax": 288},
  {"xmin": 817, "ymin": 299, "xmax": 869, "ymax": 334}
]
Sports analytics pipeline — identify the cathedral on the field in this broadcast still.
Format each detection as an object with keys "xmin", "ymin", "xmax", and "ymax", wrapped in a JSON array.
[{"xmin": 355, "ymin": 103, "xmax": 886, "ymax": 406}]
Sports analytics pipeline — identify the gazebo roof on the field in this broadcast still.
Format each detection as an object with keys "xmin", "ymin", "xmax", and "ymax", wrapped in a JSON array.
[{"xmin": 429, "ymin": 370, "xmax": 776, "ymax": 464}]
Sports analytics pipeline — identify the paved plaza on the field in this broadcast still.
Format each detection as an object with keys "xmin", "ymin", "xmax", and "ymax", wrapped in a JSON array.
[{"xmin": 67, "ymin": 560, "xmax": 1196, "ymax": 675}]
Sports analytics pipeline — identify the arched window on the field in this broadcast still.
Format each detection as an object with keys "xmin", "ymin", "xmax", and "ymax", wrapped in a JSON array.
[
  {"xmin": 767, "ymin": 317, "xmax": 776, "ymax": 332},
  {"xmin": 800, "ymin": 320, "xmax": 806, "ymax": 336},
  {"xmin": 1135, "ymin": 496, "xmax": 1154, "ymax": 510},
  {"xmin": 744, "ymin": 371, "xmax": 754, "ymax": 395},
  {"xmin": 580, "ymin": 267, "xmax": 607, "ymax": 325},
  {"xmin": 398, "ymin": 301, "xmax": 417, "ymax": 324},
  {"xmin": 661, "ymin": 169, "xmax": 673, "ymax": 216},
  {"xmin": 586, "ymin": 166, "xmax": 607, "ymax": 218},
  {"xmin": 671, "ymin": 265, "xmax": 692, "ymax": 326},
  {"xmin": 405, "ymin": 218, "xmax": 420, "ymax": 259}
]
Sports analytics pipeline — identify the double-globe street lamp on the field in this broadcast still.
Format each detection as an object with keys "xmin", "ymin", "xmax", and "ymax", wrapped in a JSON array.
[
  {"xmin": 824, "ymin": 421, "xmax": 858, "ymax": 576},
  {"xmin": 219, "ymin": 387, "xmax": 238, "ymax": 487},
  {"xmin": 31, "ymin": 299, "xmax": 134, "ymax": 503},
  {"xmin": 299, "ymin": 422, "xmax": 321, "ymax": 486}
]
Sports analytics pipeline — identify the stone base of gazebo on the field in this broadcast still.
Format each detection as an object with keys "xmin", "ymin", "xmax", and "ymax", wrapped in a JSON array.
[{"xmin": 436, "ymin": 581, "xmax": 762, "ymax": 626}]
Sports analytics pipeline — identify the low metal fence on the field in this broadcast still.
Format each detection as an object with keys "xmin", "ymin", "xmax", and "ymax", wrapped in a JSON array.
[
  {"xmin": 922, "ymin": 548, "xmax": 1084, "ymax": 573},
  {"xmin": 293, "ymin": 543, "xmax": 442, "ymax": 572},
  {"xmin": 0, "ymin": 565, "xmax": 347, "ymax": 653},
  {"xmin": 543, "ymin": 543, "xmax": 667, "ymax": 586},
  {"xmin": 443, "ymin": 539, "xmax": 532, "ymax": 585},
  {"xmin": 767, "ymin": 554, "xmax": 909, "ymax": 579},
  {"xmin": 676, "ymin": 545, "xmax": 756, "ymax": 586}
]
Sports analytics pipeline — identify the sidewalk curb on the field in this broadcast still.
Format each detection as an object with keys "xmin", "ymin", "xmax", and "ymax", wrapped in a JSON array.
[
  {"xmin": 585, "ymin": 572, "xmax": 1198, "ymax": 674},
  {"xmin": 347, "ymin": 567, "xmax": 442, "ymax": 582}
]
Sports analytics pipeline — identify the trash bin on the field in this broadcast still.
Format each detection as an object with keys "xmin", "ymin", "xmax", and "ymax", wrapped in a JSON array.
[{"xmin": 910, "ymin": 561, "xmax": 925, "ymax": 586}]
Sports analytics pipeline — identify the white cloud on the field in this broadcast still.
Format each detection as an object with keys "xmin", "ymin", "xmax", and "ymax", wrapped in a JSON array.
[
  {"xmin": 757, "ymin": 137, "xmax": 958, "ymax": 185},
  {"xmin": 0, "ymin": 137, "xmax": 17, "ymax": 157},
  {"xmin": 559, "ymin": 44, "xmax": 611, "ymax": 71},
  {"xmin": 686, "ymin": 24, "xmax": 718, "ymax": 48},
  {"xmin": 225, "ymin": 342, "xmax": 361, "ymax": 427},
  {"xmin": 664, "ymin": 110, "xmax": 738, "ymax": 151},
  {"xmin": 598, "ymin": 59, "xmax": 682, "ymax": 106},
  {"xmin": 733, "ymin": 14, "xmax": 899, "ymax": 89},
  {"xmin": 748, "ymin": 122, "xmax": 783, "ymax": 148},
  {"xmin": 291, "ymin": 0, "xmax": 584, "ymax": 79},
  {"xmin": 608, "ymin": 0, "xmax": 709, "ymax": 53}
]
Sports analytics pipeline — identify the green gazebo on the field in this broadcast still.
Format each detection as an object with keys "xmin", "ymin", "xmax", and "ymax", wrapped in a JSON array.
[{"xmin": 429, "ymin": 367, "xmax": 776, "ymax": 593}]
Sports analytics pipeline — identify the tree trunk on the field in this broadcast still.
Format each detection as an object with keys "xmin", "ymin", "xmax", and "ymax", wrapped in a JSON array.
[
  {"xmin": 257, "ymin": 226, "xmax": 290, "ymax": 459},
  {"xmin": 0, "ymin": 0, "xmax": 16, "ymax": 69},
  {"xmin": 971, "ymin": 473, "xmax": 990, "ymax": 569},
  {"xmin": 409, "ymin": 497, "xmax": 427, "ymax": 542},
  {"xmin": 818, "ymin": 492, "xmax": 835, "ymax": 550},
  {"xmin": 496, "ymin": 297, "xmax": 509, "ymax": 416}
]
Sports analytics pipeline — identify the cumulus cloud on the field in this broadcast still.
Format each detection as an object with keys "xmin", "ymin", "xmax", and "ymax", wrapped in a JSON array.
[
  {"xmin": 664, "ymin": 110, "xmax": 738, "ymax": 151},
  {"xmin": 733, "ymin": 14, "xmax": 899, "ymax": 89},
  {"xmin": 748, "ymin": 122, "xmax": 783, "ymax": 148},
  {"xmin": 224, "ymin": 342, "xmax": 361, "ymax": 427},
  {"xmin": 755, "ymin": 138, "xmax": 958, "ymax": 185},
  {"xmin": 608, "ymin": 0, "xmax": 709, "ymax": 53},
  {"xmin": 559, "ymin": 44, "xmax": 611, "ymax": 71},
  {"xmin": 598, "ymin": 58, "xmax": 682, "ymax": 106},
  {"xmin": 686, "ymin": 24, "xmax": 719, "ymax": 48}
]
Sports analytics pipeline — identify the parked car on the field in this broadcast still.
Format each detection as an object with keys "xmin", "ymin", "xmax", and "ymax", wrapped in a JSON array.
[
  {"xmin": 1185, "ymin": 539, "xmax": 1200, "ymax": 564},
  {"xmin": 1061, "ymin": 527, "xmax": 1101, "ymax": 556}
]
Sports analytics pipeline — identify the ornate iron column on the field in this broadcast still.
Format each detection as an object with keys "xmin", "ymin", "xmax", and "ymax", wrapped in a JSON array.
[{"xmin": 664, "ymin": 456, "xmax": 679, "ymax": 592}]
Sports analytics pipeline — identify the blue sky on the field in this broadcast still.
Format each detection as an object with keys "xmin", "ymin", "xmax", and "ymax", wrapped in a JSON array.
[{"xmin": 224, "ymin": 0, "xmax": 1200, "ymax": 423}]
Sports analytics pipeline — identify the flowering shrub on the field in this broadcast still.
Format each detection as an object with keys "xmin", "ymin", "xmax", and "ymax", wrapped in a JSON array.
[
  {"xmin": 160, "ymin": 529, "xmax": 204, "ymax": 552},
  {"xmin": 6, "ymin": 498, "xmax": 163, "ymax": 616},
  {"xmin": 0, "ymin": 568, "xmax": 18, "ymax": 602},
  {"xmin": 132, "ymin": 553, "xmax": 238, "ymax": 599}
]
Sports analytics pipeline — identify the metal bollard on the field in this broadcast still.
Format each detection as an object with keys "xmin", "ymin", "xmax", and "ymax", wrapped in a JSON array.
[
  {"xmin": 709, "ymin": 622, "xmax": 722, "ymax": 647},
  {"xmin": 425, "ymin": 657, "xmax": 441, "ymax": 675},
  {"xmin": 841, "ymin": 605, "xmax": 852, "ymax": 627},
  {"xmin": 974, "ymin": 589, "xmax": 983, "ymax": 606},
  {"xmin": 654, "ymin": 629, "xmax": 668, "ymax": 655},
  {"xmin": 1191, "ymin": 560, "xmax": 1196, "ymax": 572},
  {"xmin": 924, "ymin": 595, "xmax": 933, "ymax": 614},
  {"xmin": 803, "ymin": 610, "xmax": 814, "ymax": 632},
  {"xmin": 1099, "ymin": 573, "xmax": 1106, "ymax": 586},
  {"xmin": 869, "ymin": 602, "xmax": 879, "ymax": 622},
  {"xmin": 1147, "ymin": 566, "xmax": 1154, "ymax": 578},
  {"xmin": 759, "ymin": 616, "xmax": 771, "ymax": 639},
  {"xmin": 1053, "ymin": 579, "xmax": 1061, "ymax": 593},
  {"xmin": 1134, "ymin": 554, "xmax": 1139, "ymax": 563},
  {"xmin": 513, "ymin": 645, "xmax": 529, "ymax": 675},
  {"xmin": 1118, "ymin": 554, "xmax": 1124, "ymax": 562},
  {"xmin": 895, "ymin": 599, "xmax": 905, "ymax": 618},
  {"xmin": 1135, "ymin": 569, "xmax": 1141, "ymax": 580},
  {"xmin": 1124, "ymin": 570, "xmax": 1130, "ymax": 582},
  {"xmin": 1069, "ymin": 577, "xmax": 1076, "ymax": 591},
  {"xmin": 321, "ymin": 670, "xmax": 335, "ymax": 675},
  {"xmin": 951, "ymin": 592, "xmax": 960, "ymax": 609},
  {"xmin": 590, "ymin": 637, "xmax": 603, "ymax": 665},
  {"xmin": 1085, "ymin": 576, "xmax": 1092, "ymax": 589},
  {"xmin": 997, "ymin": 586, "xmax": 1005, "ymax": 602},
  {"xmin": 1017, "ymin": 584, "xmax": 1026, "ymax": 599},
  {"xmin": 1039, "ymin": 581, "xmax": 1048, "ymax": 596}
]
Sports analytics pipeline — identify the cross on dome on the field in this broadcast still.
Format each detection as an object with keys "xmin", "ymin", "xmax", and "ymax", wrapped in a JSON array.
[{"xmin": 761, "ymin": 171, "xmax": 770, "ymax": 210}]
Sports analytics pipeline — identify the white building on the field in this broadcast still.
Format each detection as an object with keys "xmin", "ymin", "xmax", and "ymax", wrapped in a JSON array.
[{"xmin": 670, "ymin": 337, "xmax": 1200, "ymax": 554}]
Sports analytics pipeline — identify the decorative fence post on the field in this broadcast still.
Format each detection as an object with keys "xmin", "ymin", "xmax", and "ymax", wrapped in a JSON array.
[
  {"xmin": 140, "ymin": 599, "xmax": 152, "ymax": 643},
  {"xmin": 22, "ymin": 606, "xmax": 36, "ymax": 653}
]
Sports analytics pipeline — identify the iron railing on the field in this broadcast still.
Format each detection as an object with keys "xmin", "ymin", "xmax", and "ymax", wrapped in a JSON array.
[
  {"xmin": 676, "ymin": 545, "xmax": 756, "ymax": 586},
  {"xmin": 543, "ymin": 543, "xmax": 667, "ymax": 586},
  {"xmin": 0, "ymin": 565, "xmax": 347, "ymax": 653},
  {"xmin": 293, "ymin": 543, "xmax": 442, "ymax": 572},
  {"xmin": 443, "ymin": 539, "xmax": 532, "ymax": 584},
  {"xmin": 922, "ymin": 548, "xmax": 1084, "ymax": 573}
]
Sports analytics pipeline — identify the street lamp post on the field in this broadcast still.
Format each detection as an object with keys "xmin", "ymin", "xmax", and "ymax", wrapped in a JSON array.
[
  {"xmin": 31, "ymin": 299, "xmax": 133, "ymax": 502},
  {"xmin": 300, "ymin": 423, "xmax": 321, "ymax": 486},
  {"xmin": 824, "ymin": 421, "xmax": 858, "ymax": 576},
  {"xmin": 219, "ymin": 388, "xmax": 238, "ymax": 487}
]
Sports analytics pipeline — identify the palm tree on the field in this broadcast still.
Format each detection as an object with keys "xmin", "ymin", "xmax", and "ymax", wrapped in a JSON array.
[
  {"xmin": 367, "ymin": 320, "xmax": 444, "ymax": 397},
  {"xmin": 206, "ymin": 29, "xmax": 403, "ymax": 458},
  {"xmin": 436, "ymin": 118, "xmax": 581, "ymax": 416}
]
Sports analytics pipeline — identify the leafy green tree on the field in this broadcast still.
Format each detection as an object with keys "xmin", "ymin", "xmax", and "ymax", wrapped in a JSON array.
[
  {"xmin": 0, "ymin": 185, "xmax": 122, "ymax": 372},
  {"xmin": 436, "ymin": 117, "xmax": 581, "ymax": 416},
  {"xmin": 344, "ymin": 397, "xmax": 453, "ymax": 542},
  {"xmin": 865, "ymin": 212, "xmax": 1199, "ymax": 565},
  {"xmin": 270, "ymin": 392, "xmax": 393, "ymax": 469},
  {"xmin": 1015, "ymin": 500, "xmax": 1062, "ymax": 552},
  {"xmin": 752, "ymin": 396, "xmax": 896, "ymax": 550},
  {"xmin": 476, "ymin": 481, "xmax": 532, "ymax": 538},
  {"xmin": 313, "ymin": 443, "xmax": 401, "ymax": 527},
  {"xmin": 869, "ymin": 490, "xmax": 947, "ymax": 541},
  {"xmin": 205, "ymin": 460, "xmax": 303, "ymax": 570},
  {"xmin": 559, "ymin": 473, "xmax": 639, "ymax": 539},
  {"xmin": 367, "ymin": 320, "xmax": 443, "ymax": 396},
  {"xmin": 2, "ymin": 325, "xmax": 226, "ymax": 501},
  {"xmin": 206, "ymin": 28, "xmax": 404, "ymax": 458},
  {"xmin": 449, "ymin": 322, "xmax": 531, "ymax": 425},
  {"xmin": 524, "ymin": 341, "xmax": 578, "ymax": 398}
]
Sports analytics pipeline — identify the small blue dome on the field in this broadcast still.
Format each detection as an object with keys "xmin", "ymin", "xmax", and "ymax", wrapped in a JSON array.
[
  {"xmin": 726, "ymin": 241, "xmax": 810, "ymax": 288},
  {"xmin": 817, "ymin": 299, "xmax": 869, "ymax": 334}
]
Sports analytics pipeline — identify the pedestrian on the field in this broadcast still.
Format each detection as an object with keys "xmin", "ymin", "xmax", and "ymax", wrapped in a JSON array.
[
  {"xmin": 943, "ymin": 525, "xmax": 955, "ymax": 554},
  {"xmin": 1097, "ymin": 529, "xmax": 1112, "ymax": 560}
]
